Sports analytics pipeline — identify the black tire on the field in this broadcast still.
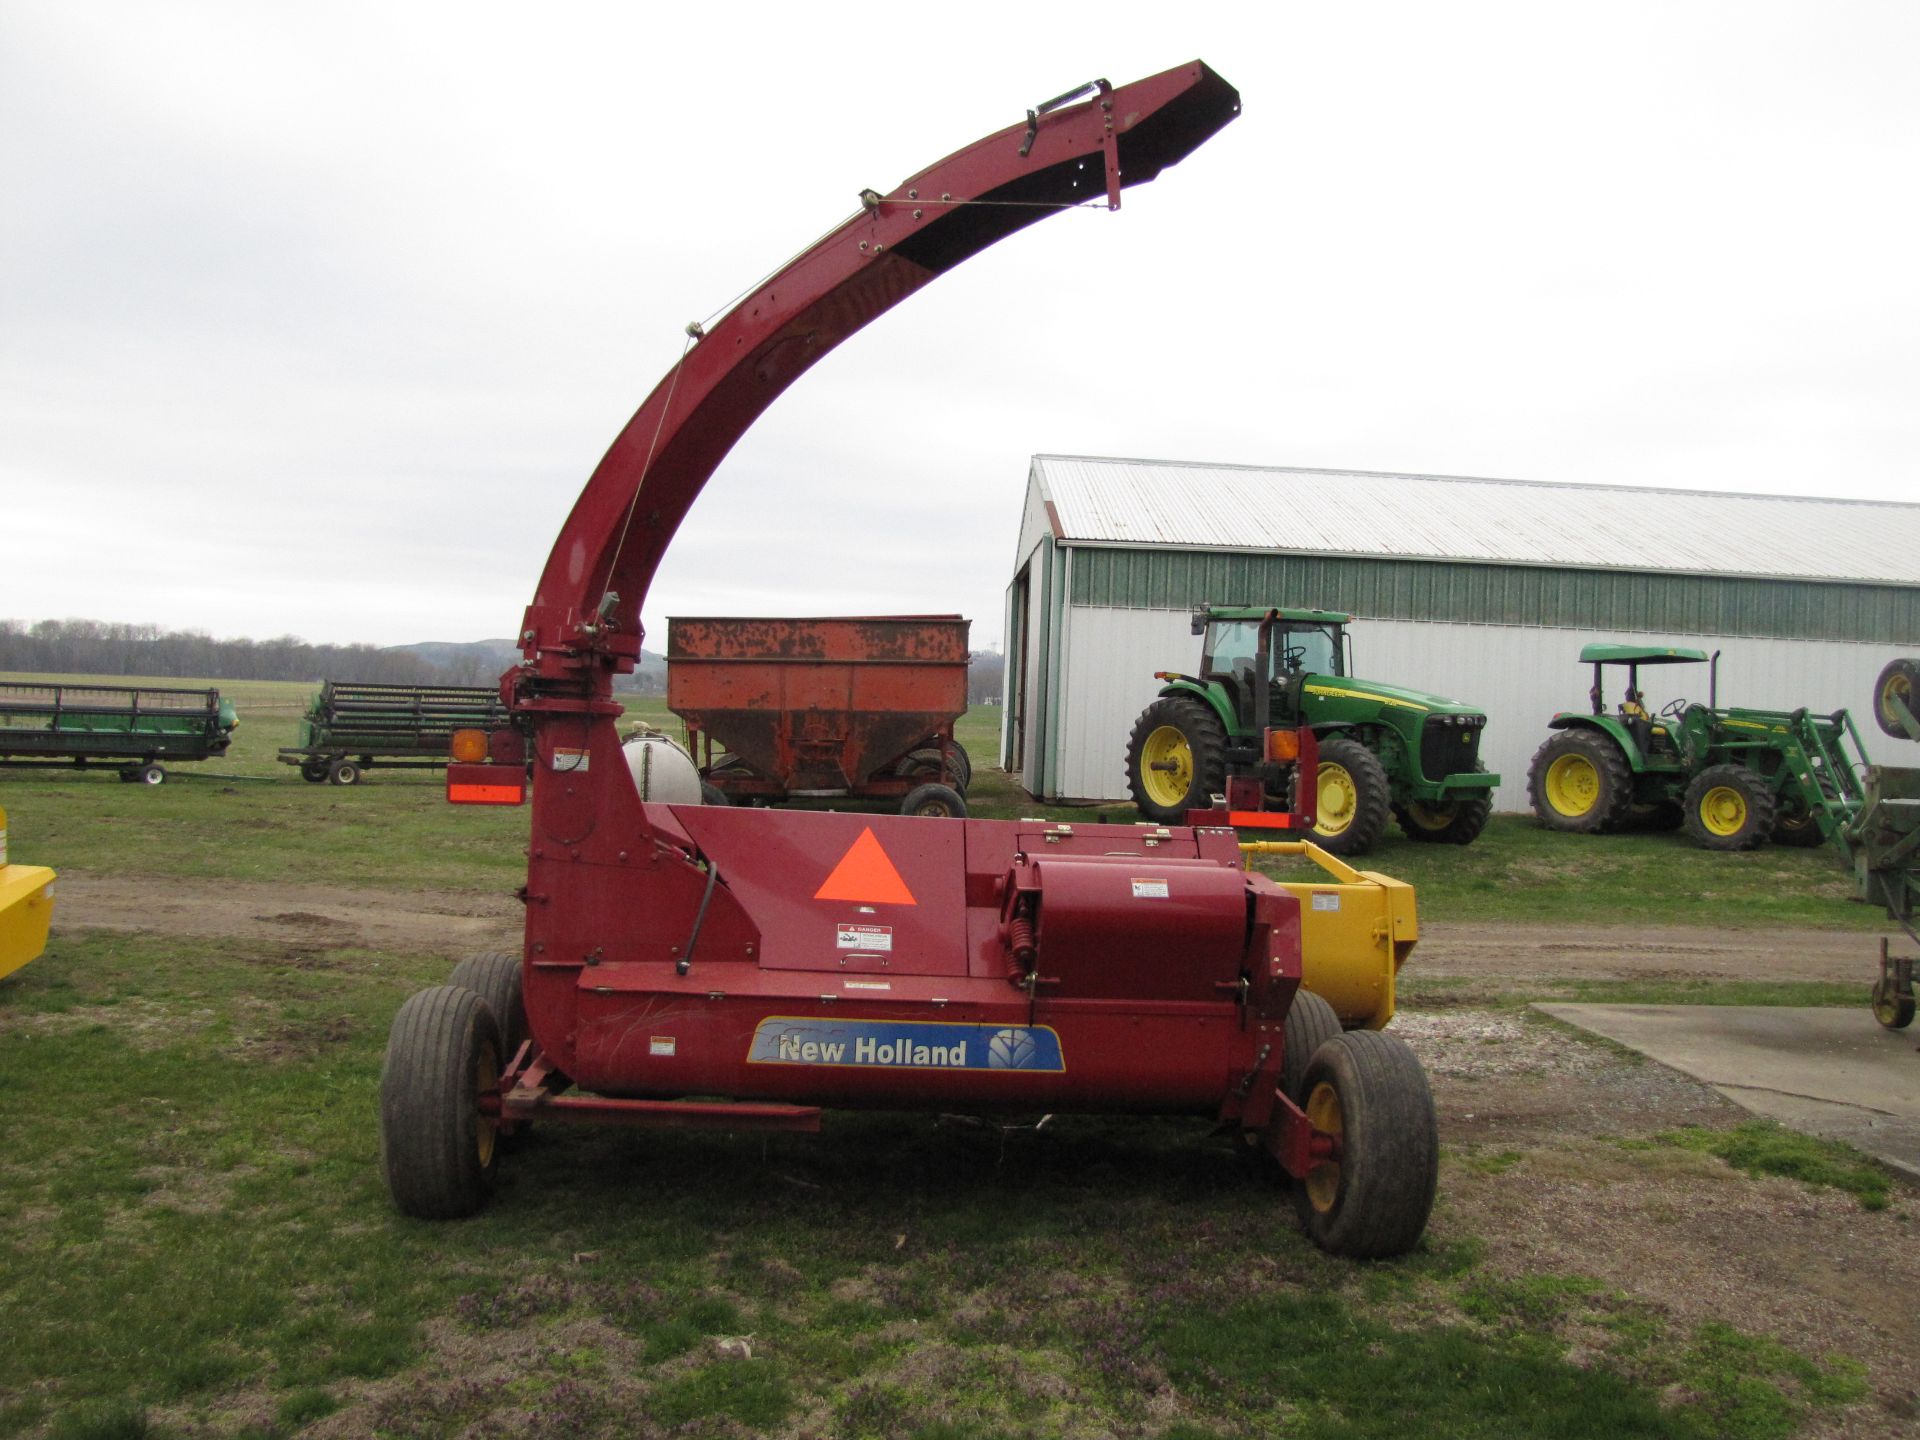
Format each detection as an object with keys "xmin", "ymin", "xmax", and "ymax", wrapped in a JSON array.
[
  {"xmin": 1527, "ymin": 730, "xmax": 1631, "ymax": 834},
  {"xmin": 1307, "ymin": 736, "xmax": 1391, "ymax": 857},
  {"xmin": 1871, "ymin": 974, "xmax": 1915, "ymax": 1030},
  {"xmin": 1619, "ymin": 800, "xmax": 1685, "ymax": 833},
  {"xmin": 1771, "ymin": 805, "xmax": 1828, "ymax": 848},
  {"xmin": 1125, "ymin": 696, "xmax": 1228, "ymax": 825},
  {"xmin": 1279, "ymin": 990, "xmax": 1343, "ymax": 1103},
  {"xmin": 1872, "ymin": 658, "xmax": 1920, "ymax": 740},
  {"xmin": 329, "ymin": 759, "xmax": 360, "ymax": 786},
  {"xmin": 300, "ymin": 760, "xmax": 329, "ymax": 784},
  {"xmin": 448, "ymin": 951, "xmax": 528, "ymax": 1062},
  {"xmin": 947, "ymin": 741, "xmax": 973, "ymax": 794},
  {"xmin": 379, "ymin": 986, "xmax": 503, "ymax": 1219},
  {"xmin": 1292, "ymin": 1031, "xmax": 1439, "ymax": 1259},
  {"xmin": 901, "ymin": 782, "xmax": 966, "ymax": 818},
  {"xmin": 136, "ymin": 763, "xmax": 166, "ymax": 786},
  {"xmin": 1681, "ymin": 764, "xmax": 1776, "ymax": 852},
  {"xmin": 700, "ymin": 781, "xmax": 729, "ymax": 806},
  {"xmin": 1393, "ymin": 768, "xmax": 1493, "ymax": 846},
  {"xmin": 117, "ymin": 768, "xmax": 136, "ymax": 784}
]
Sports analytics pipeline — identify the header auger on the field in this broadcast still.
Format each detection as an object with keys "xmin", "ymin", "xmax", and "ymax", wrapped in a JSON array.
[{"xmin": 382, "ymin": 62, "xmax": 1443, "ymax": 1260}]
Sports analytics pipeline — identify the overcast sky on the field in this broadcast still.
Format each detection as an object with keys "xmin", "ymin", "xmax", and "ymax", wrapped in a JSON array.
[{"xmin": 4, "ymin": 3, "xmax": 1915, "ymax": 654}]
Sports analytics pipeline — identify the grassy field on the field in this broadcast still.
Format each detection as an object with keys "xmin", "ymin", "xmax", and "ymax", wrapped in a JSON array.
[{"xmin": 0, "ymin": 673, "xmax": 1903, "ymax": 1437}]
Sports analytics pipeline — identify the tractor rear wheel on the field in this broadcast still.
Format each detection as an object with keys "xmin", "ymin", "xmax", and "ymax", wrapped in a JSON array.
[
  {"xmin": 1307, "ymin": 737, "xmax": 1391, "ymax": 857},
  {"xmin": 901, "ymin": 782, "xmax": 966, "ymax": 818},
  {"xmin": 1872, "ymin": 658, "xmax": 1920, "ymax": 739},
  {"xmin": 1125, "ymin": 697, "xmax": 1227, "ymax": 825},
  {"xmin": 380, "ymin": 985, "xmax": 502, "ymax": 1219},
  {"xmin": 1527, "ymin": 731, "xmax": 1631, "ymax": 833},
  {"xmin": 1292, "ymin": 1031, "xmax": 1438, "ymax": 1259},
  {"xmin": 448, "ymin": 951, "xmax": 528, "ymax": 1063},
  {"xmin": 1682, "ymin": 764, "xmax": 1775, "ymax": 851}
]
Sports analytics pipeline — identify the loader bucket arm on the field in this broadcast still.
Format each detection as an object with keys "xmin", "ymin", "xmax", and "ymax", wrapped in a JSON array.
[{"xmin": 515, "ymin": 62, "xmax": 1240, "ymax": 688}]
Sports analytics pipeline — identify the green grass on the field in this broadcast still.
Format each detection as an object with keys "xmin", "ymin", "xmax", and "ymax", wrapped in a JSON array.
[
  {"xmin": 0, "ymin": 929, "xmax": 1888, "ymax": 1438},
  {"xmin": 1626, "ymin": 1122, "xmax": 1894, "ymax": 1210}
]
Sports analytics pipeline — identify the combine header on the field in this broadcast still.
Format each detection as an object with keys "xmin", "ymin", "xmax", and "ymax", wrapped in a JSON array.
[
  {"xmin": 0, "ymin": 681, "xmax": 238, "ymax": 785},
  {"xmin": 381, "ymin": 62, "xmax": 1441, "ymax": 1258},
  {"xmin": 278, "ymin": 680, "xmax": 511, "ymax": 785}
]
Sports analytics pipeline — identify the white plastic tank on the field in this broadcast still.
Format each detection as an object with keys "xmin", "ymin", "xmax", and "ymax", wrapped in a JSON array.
[{"xmin": 621, "ymin": 727, "xmax": 704, "ymax": 804}]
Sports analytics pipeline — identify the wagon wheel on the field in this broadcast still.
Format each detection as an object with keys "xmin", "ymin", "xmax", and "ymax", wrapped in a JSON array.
[
  {"xmin": 300, "ymin": 760, "xmax": 329, "ymax": 783},
  {"xmin": 1242, "ymin": 989, "xmax": 1345, "ymax": 1182},
  {"xmin": 901, "ymin": 782, "xmax": 966, "ymax": 818},
  {"xmin": 1292, "ymin": 1031, "xmax": 1438, "ymax": 1259},
  {"xmin": 700, "ymin": 781, "xmax": 730, "ymax": 806},
  {"xmin": 329, "ymin": 759, "xmax": 361, "ymax": 786},
  {"xmin": 1871, "ymin": 975, "xmax": 1916, "ymax": 1030},
  {"xmin": 448, "ymin": 951, "xmax": 529, "ymax": 1062},
  {"xmin": 379, "ymin": 985, "xmax": 503, "ymax": 1218},
  {"xmin": 136, "ymin": 763, "xmax": 166, "ymax": 786}
]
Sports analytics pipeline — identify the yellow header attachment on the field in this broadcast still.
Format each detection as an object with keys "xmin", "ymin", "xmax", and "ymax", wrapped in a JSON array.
[{"xmin": 1240, "ymin": 840, "xmax": 1417, "ymax": 1029}]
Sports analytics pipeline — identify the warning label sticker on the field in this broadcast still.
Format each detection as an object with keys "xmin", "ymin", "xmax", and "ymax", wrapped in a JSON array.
[
  {"xmin": 1311, "ymin": 892, "xmax": 1341, "ymax": 912},
  {"xmin": 1131, "ymin": 878, "xmax": 1170, "ymax": 899},
  {"xmin": 649, "ymin": 1036, "xmax": 676, "ymax": 1057},
  {"xmin": 551, "ymin": 747, "xmax": 590, "ymax": 773},
  {"xmin": 836, "ymin": 923, "xmax": 893, "ymax": 952}
]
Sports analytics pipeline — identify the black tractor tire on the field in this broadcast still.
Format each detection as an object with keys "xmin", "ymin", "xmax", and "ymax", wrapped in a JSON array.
[
  {"xmin": 329, "ymin": 759, "xmax": 361, "ymax": 786},
  {"xmin": 901, "ymin": 782, "xmax": 966, "ymax": 819},
  {"xmin": 1620, "ymin": 800, "xmax": 1685, "ymax": 833},
  {"xmin": 699, "ymin": 781, "xmax": 729, "ymax": 806},
  {"xmin": 1125, "ymin": 697, "xmax": 1228, "ymax": 825},
  {"xmin": 1393, "ymin": 771, "xmax": 1494, "ymax": 846},
  {"xmin": 1527, "ymin": 730, "xmax": 1631, "ymax": 834},
  {"xmin": 1872, "ymin": 658, "xmax": 1920, "ymax": 739},
  {"xmin": 448, "ymin": 951, "xmax": 528, "ymax": 1063},
  {"xmin": 300, "ymin": 760, "xmax": 329, "ymax": 784},
  {"xmin": 1771, "ymin": 806, "xmax": 1828, "ymax": 848},
  {"xmin": 1871, "ymin": 973, "xmax": 1915, "ymax": 1030},
  {"xmin": 1279, "ymin": 990, "xmax": 1343, "ymax": 1104},
  {"xmin": 1681, "ymin": 764, "xmax": 1776, "ymax": 852},
  {"xmin": 1307, "ymin": 736, "xmax": 1391, "ymax": 857},
  {"xmin": 379, "ymin": 985, "xmax": 503, "ymax": 1219},
  {"xmin": 1292, "ymin": 1030, "xmax": 1439, "ymax": 1259},
  {"xmin": 136, "ymin": 763, "xmax": 166, "ymax": 786}
]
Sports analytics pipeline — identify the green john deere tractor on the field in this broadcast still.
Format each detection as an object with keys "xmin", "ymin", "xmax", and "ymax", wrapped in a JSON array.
[
  {"xmin": 1526, "ymin": 644, "xmax": 1873, "ymax": 851},
  {"xmin": 1124, "ymin": 606, "xmax": 1499, "ymax": 856}
]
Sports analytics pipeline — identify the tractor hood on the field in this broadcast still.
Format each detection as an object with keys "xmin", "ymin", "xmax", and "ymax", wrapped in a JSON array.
[{"xmin": 1303, "ymin": 676, "xmax": 1485, "ymax": 718}]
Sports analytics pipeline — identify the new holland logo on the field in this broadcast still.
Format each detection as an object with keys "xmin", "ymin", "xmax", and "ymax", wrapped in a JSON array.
[{"xmin": 747, "ymin": 1018, "xmax": 1064, "ymax": 1073}]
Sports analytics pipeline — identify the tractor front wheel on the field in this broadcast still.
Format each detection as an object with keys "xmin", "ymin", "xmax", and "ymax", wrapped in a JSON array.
[
  {"xmin": 1527, "ymin": 731, "xmax": 1630, "ymax": 833},
  {"xmin": 1125, "ymin": 697, "xmax": 1227, "ymax": 825},
  {"xmin": 1771, "ymin": 805, "xmax": 1827, "ymax": 848},
  {"xmin": 380, "ymin": 985, "xmax": 503, "ymax": 1219},
  {"xmin": 1292, "ymin": 1031, "xmax": 1438, "ymax": 1259},
  {"xmin": 1872, "ymin": 658, "xmax": 1920, "ymax": 740},
  {"xmin": 1307, "ymin": 737, "xmax": 1391, "ymax": 857},
  {"xmin": 1394, "ymin": 771, "xmax": 1493, "ymax": 846},
  {"xmin": 1682, "ymin": 764, "xmax": 1776, "ymax": 851}
]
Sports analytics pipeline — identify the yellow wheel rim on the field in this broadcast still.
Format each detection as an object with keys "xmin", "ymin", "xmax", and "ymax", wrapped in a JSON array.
[
  {"xmin": 1405, "ymin": 800, "xmax": 1455, "ymax": 831},
  {"xmin": 1882, "ymin": 672, "xmax": 1913, "ymax": 729},
  {"xmin": 1544, "ymin": 753, "xmax": 1600, "ymax": 817},
  {"xmin": 1139, "ymin": 724, "xmax": 1194, "ymax": 808},
  {"xmin": 1315, "ymin": 761, "xmax": 1357, "ymax": 835},
  {"xmin": 1698, "ymin": 785, "xmax": 1748, "ymax": 837},
  {"xmin": 475, "ymin": 1039, "xmax": 499, "ymax": 1167},
  {"xmin": 1303, "ymin": 1079, "xmax": 1343, "ymax": 1213}
]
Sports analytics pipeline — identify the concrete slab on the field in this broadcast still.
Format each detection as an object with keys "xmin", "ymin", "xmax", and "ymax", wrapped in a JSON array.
[{"xmin": 1535, "ymin": 1004, "xmax": 1920, "ymax": 1181}]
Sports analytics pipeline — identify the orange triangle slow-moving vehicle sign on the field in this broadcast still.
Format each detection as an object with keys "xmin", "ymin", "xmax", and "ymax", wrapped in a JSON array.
[{"xmin": 814, "ymin": 827, "xmax": 917, "ymax": 906}]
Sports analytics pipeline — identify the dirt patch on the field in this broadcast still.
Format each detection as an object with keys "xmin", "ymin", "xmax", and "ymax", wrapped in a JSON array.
[
  {"xmin": 52, "ymin": 874, "xmax": 519, "ymax": 957},
  {"xmin": 1415, "ymin": 919, "xmax": 1898, "ymax": 986}
]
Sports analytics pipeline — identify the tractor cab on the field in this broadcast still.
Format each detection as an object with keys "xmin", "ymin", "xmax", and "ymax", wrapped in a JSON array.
[
  {"xmin": 1195, "ymin": 606, "xmax": 1351, "ymax": 725},
  {"xmin": 1577, "ymin": 643, "xmax": 1717, "ymax": 763}
]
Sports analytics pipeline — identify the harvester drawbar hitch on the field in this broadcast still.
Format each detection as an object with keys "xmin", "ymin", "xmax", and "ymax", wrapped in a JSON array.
[{"xmin": 385, "ymin": 61, "xmax": 1440, "ymax": 1260}]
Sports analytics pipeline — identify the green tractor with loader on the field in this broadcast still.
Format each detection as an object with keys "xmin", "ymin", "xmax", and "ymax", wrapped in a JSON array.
[{"xmin": 1125, "ymin": 606, "xmax": 1499, "ymax": 856}]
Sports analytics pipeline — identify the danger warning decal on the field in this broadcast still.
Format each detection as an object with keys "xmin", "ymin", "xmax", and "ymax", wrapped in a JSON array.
[
  {"xmin": 814, "ymin": 827, "xmax": 917, "ymax": 906},
  {"xmin": 836, "ymin": 923, "xmax": 893, "ymax": 952},
  {"xmin": 747, "ymin": 1018, "xmax": 1064, "ymax": 1072}
]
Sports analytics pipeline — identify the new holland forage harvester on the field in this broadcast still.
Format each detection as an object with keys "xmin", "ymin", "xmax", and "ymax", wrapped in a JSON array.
[{"xmin": 380, "ymin": 62, "xmax": 1439, "ymax": 1258}]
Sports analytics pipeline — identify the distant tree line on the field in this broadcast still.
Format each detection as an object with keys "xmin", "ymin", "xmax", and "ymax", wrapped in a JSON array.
[{"xmin": 0, "ymin": 618, "xmax": 460, "ymax": 686}]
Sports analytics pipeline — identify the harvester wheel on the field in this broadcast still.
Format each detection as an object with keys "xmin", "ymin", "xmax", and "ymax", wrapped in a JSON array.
[
  {"xmin": 902, "ymin": 782, "xmax": 966, "ymax": 818},
  {"xmin": 1125, "ymin": 697, "xmax": 1226, "ymax": 825},
  {"xmin": 300, "ymin": 760, "xmax": 329, "ymax": 783},
  {"xmin": 1292, "ymin": 1031, "xmax": 1438, "ymax": 1259},
  {"xmin": 329, "ymin": 759, "xmax": 360, "ymax": 786},
  {"xmin": 1279, "ymin": 989, "xmax": 1342, "ymax": 1103},
  {"xmin": 1771, "ymin": 805, "xmax": 1827, "ymax": 848},
  {"xmin": 1527, "ymin": 731, "xmax": 1630, "ymax": 833},
  {"xmin": 1394, "ymin": 774, "xmax": 1493, "ymax": 846},
  {"xmin": 379, "ymin": 985, "xmax": 502, "ymax": 1219},
  {"xmin": 1871, "ymin": 973, "xmax": 1915, "ymax": 1030},
  {"xmin": 135, "ymin": 763, "xmax": 166, "ymax": 786},
  {"xmin": 448, "ymin": 951, "xmax": 528, "ymax": 1063},
  {"xmin": 1307, "ymin": 737, "xmax": 1391, "ymax": 857},
  {"xmin": 1872, "ymin": 658, "xmax": 1920, "ymax": 740},
  {"xmin": 1682, "ymin": 764, "xmax": 1775, "ymax": 851}
]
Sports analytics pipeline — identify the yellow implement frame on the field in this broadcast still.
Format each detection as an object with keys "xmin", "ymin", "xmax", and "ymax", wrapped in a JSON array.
[
  {"xmin": 1241, "ymin": 840, "xmax": 1416, "ymax": 1028},
  {"xmin": 0, "ymin": 805, "xmax": 57, "ymax": 981}
]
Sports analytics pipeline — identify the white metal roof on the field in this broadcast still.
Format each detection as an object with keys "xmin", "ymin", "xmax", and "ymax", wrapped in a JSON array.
[{"xmin": 1028, "ymin": 455, "xmax": 1920, "ymax": 586}]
